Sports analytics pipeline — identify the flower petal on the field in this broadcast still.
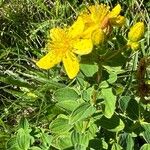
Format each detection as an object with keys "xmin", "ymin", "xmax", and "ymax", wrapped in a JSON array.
[
  {"xmin": 73, "ymin": 39, "xmax": 93, "ymax": 55},
  {"xmin": 91, "ymin": 28, "xmax": 105, "ymax": 45},
  {"xmin": 63, "ymin": 52, "xmax": 79, "ymax": 79},
  {"xmin": 81, "ymin": 25, "xmax": 97, "ymax": 39},
  {"xmin": 88, "ymin": 4, "xmax": 110, "ymax": 23},
  {"xmin": 36, "ymin": 50, "xmax": 62, "ymax": 69},
  {"xmin": 68, "ymin": 16, "xmax": 84, "ymax": 38},
  {"xmin": 50, "ymin": 28, "xmax": 66, "ymax": 41},
  {"xmin": 109, "ymin": 4, "xmax": 121, "ymax": 18}
]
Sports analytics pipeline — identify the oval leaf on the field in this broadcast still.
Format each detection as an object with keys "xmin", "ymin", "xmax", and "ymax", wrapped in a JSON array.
[
  {"xmin": 56, "ymin": 100, "xmax": 79, "ymax": 113},
  {"xmin": 140, "ymin": 144, "xmax": 150, "ymax": 150},
  {"xmin": 49, "ymin": 115, "xmax": 72, "ymax": 133},
  {"xmin": 54, "ymin": 88, "xmax": 79, "ymax": 101},
  {"xmin": 69, "ymin": 102, "xmax": 96, "ymax": 124},
  {"xmin": 17, "ymin": 128, "xmax": 30, "ymax": 150},
  {"xmin": 80, "ymin": 63, "xmax": 98, "ymax": 77},
  {"xmin": 98, "ymin": 114, "xmax": 124, "ymax": 132},
  {"xmin": 102, "ymin": 88, "xmax": 116, "ymax": 118},
  {"xmin": 111, "ymin": 143, "xmax": 123, "ymax": 150}
]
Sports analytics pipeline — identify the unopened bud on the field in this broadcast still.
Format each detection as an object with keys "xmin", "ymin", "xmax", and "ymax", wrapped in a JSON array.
[{"xmin": 128, "ymin": 22, "xmax": 144, "ymax": 42}]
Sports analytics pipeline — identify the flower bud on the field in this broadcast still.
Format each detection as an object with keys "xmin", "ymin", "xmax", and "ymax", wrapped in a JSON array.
[
  {"xmin": 128, "ymin": 22, "xmax": 144, "ymax": 42},
  {"xmin": 127, "ymin": 41, "xmax": 139, "ymax": 51}
]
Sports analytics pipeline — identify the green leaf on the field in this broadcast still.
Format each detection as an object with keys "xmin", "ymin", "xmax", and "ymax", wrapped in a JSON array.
[
  {"xmin": 71, "ymin": 125, "xmax": 97, "ymax": 149},
  {"xmin": 51, "ymin": 133, "xmax": 72, "ymax": 150},
  {"xmin": 71, "ymin": 130, "xmax": 88, "ymax": 147},
  {"xmin": 82, "ymin": 87, "xmax": 94, "ymax": 102},
  {"xmin": 115, "ymin": 84, "xmax": 124, "ymax": 95},
  {"xmin": 0, "ymin": 76, "xmax": 33, "ymax": 89},
  {"xmin": 0, "ymin": 131, "xmax": 9, "ymax": 149},
  {"xmin": 71, "ymin": 132, "xmax": 89, "ymax": 150},
  {"xmin": 19, "ymin": 118, "xmax": 29, "ymax": 131},
  {"xmin": 118, "ymin": 133, "xmax": 134, "ymax": 150},
  {"xmin": 7, "ymin": 145, "xmax": 20, "ymax": 150},
  {"xmin": 126, "ymin": 134, "xmax": 134, "ymax": 150},
  {"xmin": 74, "ymin": 145, "xmax": 87, "ymax": 150},
  {"xmin": 126, "ymin": 99, "xmax": 139, "ymax": 120},
  {"xmin": 80, "ymin": 63, "xmax": 98, "ymax": 77},
  {"xmin": 111, "ymin": 143, "xmax": 123, "ymax": 150},
  {"xmin": 140, "ymin": 144, "xmax": 150, "ymax": 150},
  {"xmin": 56, "ymin": 100, "xmax": 79, "ymax": 113},
  {"xmin": 107, "ymin": 72, "xmax": 117, "ymax": 84},
  {"xmin": 3, "ymin": 89, "xmax": 24, "ymax": 99},
  {"xmin": 87, "ymin": 123, "xmax": 98, "ymax": 139},
  {"xmin": 104, "ymin": 52, "xmax": 127, "ymax": 67},
  {"xmin": 119, "ymin": 96, "xmax": 131, "ymax": 112},
  {"xmin": 18, "ymin": 71, "xmax": 65, "ymax": 89},
  {"xmin": 17, "ymin": 128, "xmax": 31, "ymax": 150},
  {"xmin": 98, "ymin": 114, "xmax": 124, "ymax": 132},
  {"xmin": 0, "ymin": 70, "xmax": 35, "ymax": 89},
  {"xmin": 141, "ymin": 122, "xmax": 150, "ymax": 143},
  {"xmin": 30, "ymin": 147, "xmax": 42, "ymax": 150},
  {"xmin": 103, "ymin": 66, "xmax": 124, "ymax": 74},
  {"xmin": 74, "ymin": 120, "xmax": 97, "ymax": 138},
  {"xmin": 40, "ymin": 132, "xmax": 52, "ymax": 147},
  {"xmin": 69, "ymin": 102, "xmax": 96, "ymax": 124},
  {"xmin": 49, "ymin": 115, "xmax": 72, "ymax": 134},
  {"xmin": 54, "ymin": 88, "xmax": 79, "ymax": 101},
  {"xmin": 0, "ymin": 118, "xmax": 6, "ymax": 130},
  {"xmin": 89, "ymin": 139, "xmax": 104, "ymax": 150},
  {"xmin": 99, "ymin": 81, "xmax": 109, "ymax": 88},
  {"xmin": 0, "ymin": 48, "xmax": 11, "ymax": 59},
  {"xmin": 7, "ymin": 137, "xmax": 20, "ymax": 150},
  {"xmin": 101, "ymin": 88, "xmax": 116, "ymax": 118}
]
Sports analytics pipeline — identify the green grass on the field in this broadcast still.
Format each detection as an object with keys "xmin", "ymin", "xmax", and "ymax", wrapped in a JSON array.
[{"xmin": 0, "ymin": 0, "xmax": 150, "ymax": 149}]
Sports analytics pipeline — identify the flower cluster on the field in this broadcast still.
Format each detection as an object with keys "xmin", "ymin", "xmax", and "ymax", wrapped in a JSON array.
[{"xmin": 36, "ymin": 3, "xmax": 144, "ymax": 79}]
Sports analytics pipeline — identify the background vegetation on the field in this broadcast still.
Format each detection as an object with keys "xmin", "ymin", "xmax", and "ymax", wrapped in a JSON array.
[{"xmin": 0, "ymin": 0, "xmax": 150, "ymax": 149}]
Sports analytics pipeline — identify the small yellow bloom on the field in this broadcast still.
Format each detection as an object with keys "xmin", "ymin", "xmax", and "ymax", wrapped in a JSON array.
[
  {"xmin": 128, "ymin": 22, "xmax": 145, "ymax": 42},
  {"xmin": 36, "ymin": 17, "xmax": 93, "ymax": 79},
  {"xmin": 80, "ymin": 4, "xmax": 125, "ymax": 45},
  {"xmin": 127, "ymin": 22, "xmax": 144, "ymax": 50}
]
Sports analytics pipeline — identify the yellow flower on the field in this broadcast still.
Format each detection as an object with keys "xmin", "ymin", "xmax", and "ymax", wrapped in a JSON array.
[
  {"xmin": 80, "ymin": 4, "xmax": 125, "ymax": 45},
  {"xmin": 108, "ymin": 4, "xmax": 125, "ymax": 27},
  {"xmin": 80, "ymin": 4, "xmax": 109, "ymax": 45},
  {"xmin": 127, "ymin": 22, "xmax": 144, "ymax": 50},
  {"xmin": 128, "ymin": 22, "xmax": 144, "ymax": 42},
  {"xmin": 36, "ymin": 17, "xmax": 93, "ymax": 79}
]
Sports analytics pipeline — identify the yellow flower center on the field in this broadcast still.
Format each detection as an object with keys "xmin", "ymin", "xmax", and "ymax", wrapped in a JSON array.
[{"xmin": 50, "ymin": 32, "xmax": 73, "ymax": 55}]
